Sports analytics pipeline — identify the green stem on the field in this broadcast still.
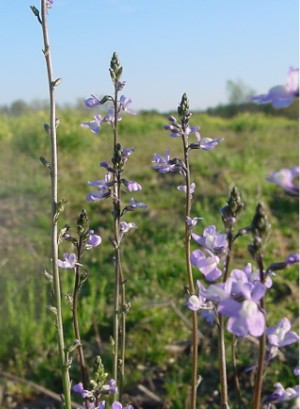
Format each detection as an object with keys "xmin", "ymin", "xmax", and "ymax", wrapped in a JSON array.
[
  {"xmin": 40, "ymin": 1, "xmax": 71, "ymax": 408},
  {"xmin": 182, "ymin": 137, "xmax": 198, "ymax": 409},
  {"xmin": 218, "ymin": 315, "xmax": 229, "ymax": 409},
  {"xmin": 218, "ymin": 228, "xmax": 233, "ymax": 409},
  {"xmin": 118, "ymin": 255, "xmax": 126, "ymax": 399},
  {"xmin": 112, "ymin": 86, "xmax": 122, "ymax": 400},
  {"xmin": 72, "ymin": 239, "xmax": 89, "ymax": 408}
]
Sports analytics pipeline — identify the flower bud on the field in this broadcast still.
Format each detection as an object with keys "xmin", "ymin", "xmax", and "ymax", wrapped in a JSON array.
[
  {"xmin": 77, "ymin": 209, "xmax": 89, "ymax": 236},
  {"xmin": 249, "ymin": 202, "xmax": 271, "ymax": 257},
  {"xmin": 221, "ymin": 186, "xmax": 245, "ymax": 228}
]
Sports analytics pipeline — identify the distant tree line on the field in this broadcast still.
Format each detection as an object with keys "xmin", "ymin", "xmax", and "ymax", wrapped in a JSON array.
[{"xmin": 0, "ymin": 95, "xmax": 298, "ymax": 120}]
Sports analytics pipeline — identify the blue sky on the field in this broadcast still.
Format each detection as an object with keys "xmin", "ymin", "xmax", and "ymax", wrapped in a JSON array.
[{"xmin": 0, "ymin": 0, "xmax": 298, "ymax": 112}]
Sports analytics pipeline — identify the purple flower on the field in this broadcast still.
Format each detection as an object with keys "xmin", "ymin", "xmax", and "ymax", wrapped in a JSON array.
[
  {"xmin": 186, "ymin": 281, "xmax": 215, "ymax": 324},
  {"xmin": 177, "ymin": 182, "xmax": 196, "ymax": 198},
  {"xmin": 119, "ymin": 95, "xmax": 135, "ymax": 115},
  {"xmin": 101, "ymin": 379, "xmax": 118, "ymax": 394},
  {"xmin": 187, "ymin": 281, "xmax": 207, "ymax": 311},
  {"xmin": 86, "ymin": 231, "xmax": 102, "ymax": 248},
  {"xmin": 190, "ymin": 132, "xmax": 223, "ymax": 151},
  {"xmin": 286, "ymin": 67, "xmax": 299, "ymax": 95},
  {"xmin": 227, "ymin": 268, "xmax": 267, "ymax": 301},
  {"xmin": 122, "ymin": 147, "xmax": 134, "ymax": 163},
  {"xmin": 242, "ymin": 263, "xmax": 273, "ymax": 288},
  {"xmin": 250, "ymin": 67, "xmax": 299, "ymax": 108},
  {"xmin": 81, "ymin": 95, "xmax": 134, "ymax": 134},
  {"xmin": 200, "ymin": 304, "xmax": 215, "ymax": 324},
  {"xmin": 72, "ymin": 382, "xmax": 91, "ymax": 399},
  {"xmin": 116, "ymin": 81, "xmax": 126, "ymax": 91},
  {"xmin": 119, "ymin": 221, "xmax": 137, "ymax": 240},
  {"xmin": 81, "ymin": 114, "xmax": 104, "ymax": 133},
  {"xmin": 192, "ymin": 225, "xmax": 228, "ymax": 254},
  {"xmin": 186, "ymin": 216, "xmax": 203, "ymax": 229},
  {"xmin": 202, "ymin": 282, "xmax": 230, "ymax": 303},
  {"xmin": 266, "ymin": 317, "xmax": 299, "ymax": 347},
  {"xmin": 87, "ymin": 173, "xmax": 112, "ymax": 201},
  {"xmin": 266, "ymin": 166, "xmax": 299, "ymax": 195},
  {"xmin": 190, "ymin": 249, "xmax": 222, "ymax": 282},
  {"xmin": 266, "ymin": 382, "xmax": 299, "ymax": 402},
  {"xmin": 219, "ymin": 298, "xmax": 265, "ymax": 337},
  {"xmin": 124, "ymin": 180, "xmax": 142, "ymax": 192},
  {"xmin": 285, "ymin": 253, "xmax": 299, "ymax": 265},
  {"xmin": 57, "ymin": 253, "xmax": 78, "ymax": 270},
  {"xmin": 213, "ymin": 266, "xmax": 267, "ymax": 337},
  {"xmin": 125, "ymin": 198, "xmax": 147, "ymax": 211},
  {"xmin": 84, "ymin": 95, "xmax": 104, "ymax": 108},
  {"xmin": 120, "ymin": 221, "xmax": 137, "ymax": 233},
  {"xmin": 152, "ymin": 150, "xmax": 181, "ymax": 173}
]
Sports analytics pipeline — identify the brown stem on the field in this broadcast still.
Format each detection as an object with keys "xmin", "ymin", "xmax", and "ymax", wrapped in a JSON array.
[{"xmin": 252, "ymin": 254, "xmax": 266, "ymax": 409}]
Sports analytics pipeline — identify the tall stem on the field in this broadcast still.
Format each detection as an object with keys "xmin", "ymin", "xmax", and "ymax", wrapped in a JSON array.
[
  {"xmin": 40, "ymin": 1, "xmax": 71, "ymax": 407},
  {"xmin": 182, "ymin": 138, "xmax": 198, "ymax": 409},
  {"xmin": 218, "ymin": 228, "xmax": 233, "ymax": 409},
  {"xmin": 72, "ymin": 239, "xmax": 89, "ymax": 408},
  {"xmin": 252, "ymin": 254, "xmax": 266, "ymax": 409},
  {"xmin": 232, "ymin": 336, "xmax": 242, "ymax": 409},
  {"xmin": 112, "ymin": 86, "xmax": 124, "ymax": 400},
  {"xmin": 218, "ymin": 315, "xmax": 229, "ymax": 409}
]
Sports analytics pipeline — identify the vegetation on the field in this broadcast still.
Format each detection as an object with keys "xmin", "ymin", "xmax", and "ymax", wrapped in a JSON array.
[{"xmin": 0, "ymin": 103, "xmax": 298, "ymax": 408}]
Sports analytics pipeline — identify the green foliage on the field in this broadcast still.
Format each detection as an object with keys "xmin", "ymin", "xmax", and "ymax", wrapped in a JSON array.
[{"xmin": 0, "ymin": 108, "xmax": 298, "ymax": 407}]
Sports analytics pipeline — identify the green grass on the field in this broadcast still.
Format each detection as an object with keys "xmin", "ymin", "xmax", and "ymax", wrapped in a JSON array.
[{"xmin": 0, "ymin": 108, "xmax": 298, "ymax": 408}]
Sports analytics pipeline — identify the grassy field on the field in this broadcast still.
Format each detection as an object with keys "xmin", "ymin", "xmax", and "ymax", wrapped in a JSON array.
[{"xmin": 0, "ymin": 106, "xmax": 298, "ymax": 408}]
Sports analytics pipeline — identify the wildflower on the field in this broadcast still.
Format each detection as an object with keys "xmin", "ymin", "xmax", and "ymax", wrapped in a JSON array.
[
  {"xmin": 152, "ymin": 150, "xmax": 182, "ymax": 173},
  {"xmin": 81, "ymin": 114, "xmax": 104, "ymax": 133},
  {"xmin": 119, "ymin": 221, "xmax": 137, "ymax": 240},
  {"xmin": 190, "ymin": 249, "xmax": 222, "ymax": 282},
  {"xmin": 227, "ymin": 268, "xmax": 267, "ymax": 300},
  {"xmin": 266, "ymin": 166, "xmax": 299, "ymax": 196},
  {"xmin": 218, "ymin": 298, "xmax": 265, "ymax": 337},
  {"xmin": 186, "ymin": 216, "xmax": 203, "ymax": 230},
  {"xmin": 187, "ymin": 281, "xmax": 207, "ymax": 311},
  {"xmin": 101, "ymin": 378, "xmax": 118, "ymax": 394},
  {"xmin": 87, "ymin": 173, "xmax": 112, "ymax": 202},
  {"xmin": 190, "ymin": 132, "xmax": 223, "ymax": 151},
  {"xmin": 285, "ymin": 253, "xmax": 299, "ymax": 265},
  {"xmin": 125, "ymin": 198, "xmax": 147, "ymax": 211},
  {"xmin": 266, "ymin": 317, "xmax": 299, "ymax": 347},
  {"xmin": 84, "ymin": 94, "xmax": 106, "ymax": 108},
  {"xmin": 177, "ymin": 182, "xmax": 196, "ymax": 197},
  {"xmin": 250, "ymin": 67, "xmax": 299, "ymax": 108},
  {"xmin": 286, "ymin": 67, "xmax": 299, "ymax": 95},
  {"xmin": 57, "ymin": 253, "xmax": 78, "ymax": 269},
  {"xmin": 86, "ymin": 231, "xmax": 102, "ymax": 248},
  {"xmin": 72, "ymin": 382, "xmax": 91, "ymax": 399},
  {"xmin": 121, "ymin": 147, "xmax": 134, "ymax": 163},
  {"xmin": 192, "ymin": 225, "xmax": 228, "ymax": 254},
  {"xmin": 123, "ymin": 180, "xmax": 142, "ymax": 192},
  {"xmin": 119, "ymin": 95, "xmax": 135, "ymax": 115},
  {"xmin": 265, "ymin": 382, "xmax": 299, "ymax": 402}
]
